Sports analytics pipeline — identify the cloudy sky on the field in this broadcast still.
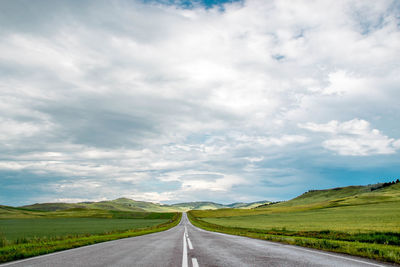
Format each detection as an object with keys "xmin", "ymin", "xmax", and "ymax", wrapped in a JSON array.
[{"xmin": 1, "ymin": 0, "xmax": 400, "ymax": 206}]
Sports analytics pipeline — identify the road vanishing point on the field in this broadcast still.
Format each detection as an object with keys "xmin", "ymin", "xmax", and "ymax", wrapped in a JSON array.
[{"xmin": 0, "ymin": 213, "xmax": 394, "ymax": 267}]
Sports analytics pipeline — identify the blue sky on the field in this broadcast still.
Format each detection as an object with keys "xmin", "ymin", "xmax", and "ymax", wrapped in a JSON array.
[
  {"xmin": 1, "ymin": 0, "xmax": 400, "ymax": 206},
  {"xmin": 143, "ymin": 0, "xmax": 242, "ymax": 8}
]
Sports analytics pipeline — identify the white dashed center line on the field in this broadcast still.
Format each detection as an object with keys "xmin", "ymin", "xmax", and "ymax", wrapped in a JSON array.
[
  {"xmin": 187, "ymin": 237, "xmax": 193, "ymax": 250},
  {"xmin": 192, "ymin": 258, "xmax": 199, "ymax": 267},
  {"xmin": 182, "ymin": 232, "xmax": 188, "ymax": 267}
]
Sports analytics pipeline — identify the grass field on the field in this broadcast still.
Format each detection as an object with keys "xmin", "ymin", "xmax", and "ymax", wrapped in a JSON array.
[
  {"xmin": 203, "ymin": 201, "xmax": 400, "ymax": 233},
  {"xmin": 0, "ymin": 205, "xmax": 176, "ymax": 219},
  {"xmin": 0, "ymin": 218, "xmax": 168, "ymax": 241},
  {"xmin": 188, "ymin": 181, "xmax": 400, "ymax": 264},
  {"xmin": 0, "ymin": 207, "xmax": 181, "ymax": 263}
]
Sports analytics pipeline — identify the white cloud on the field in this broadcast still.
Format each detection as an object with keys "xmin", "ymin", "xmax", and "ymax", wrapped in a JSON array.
[
  {"xmin": 157, "ymin": 170, "xmax": 248, "ymax": 192},
  {"xmin": 300, "ymin": 119, "xmax": 400, "ymax": 156},
  {"xmin": 181, "ymin": 174, "xmax": 247, "ymax": 192},
  {"xmin": 0, "ymin": 120, "xmax": 38, "ymax": 139},
  {"xmin": 259, "ymin": 135, "xmax": 308, "ymax": 146},
  {"xmin": 233, "ymin": 134, "xmax": 308, "ymax": 147},
  {"xmin": 322, "ymin": 71, "xmax": 370, "ymax": 96},
  {"xmin": 123, "ymin": 192, "xmax": 176, "ymax": 203},
  {"xmin": 54, "ymin": 197, "xmax": 108, "ymax": 203}
]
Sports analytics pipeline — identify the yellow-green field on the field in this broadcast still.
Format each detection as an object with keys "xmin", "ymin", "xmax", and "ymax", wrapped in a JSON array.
[
  {"xmin": 0, "ymin": 218, "xmax": 169, "ymax": 241},
  {"xmin": 202, "ymin": 201, "xmax": 400, "ymax": 233}
]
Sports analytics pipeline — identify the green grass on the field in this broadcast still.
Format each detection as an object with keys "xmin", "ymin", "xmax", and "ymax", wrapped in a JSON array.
[
  {"xmin": 0, "ymin": 205, "xmax": 176, "ymax": 219},
  {"xmin": 0, "ymin": 213, "xmax": 181, "ymax": 263},
  {"xmin": 202, "ymin": 201, "xmax": 400, "ymax": 233},
  {"xmin": 0, "ymin": 208, "xmax": 176, "ymax": 244},
  {"xmin": 188, "ymin": 182, "xmax": 400, "ymax": 264},
  {"xmin": 0, "ymin": 218, "xmax": 168, "ymax": 241},
  {"xmin": 0, "ymin": 204, "xmax": 181, "ymax": 263}
]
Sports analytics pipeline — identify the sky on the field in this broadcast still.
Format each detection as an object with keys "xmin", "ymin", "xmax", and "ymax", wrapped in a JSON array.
[{"xmin": 0, "ymin": 0, "xmax": 400, "ymax": 206}]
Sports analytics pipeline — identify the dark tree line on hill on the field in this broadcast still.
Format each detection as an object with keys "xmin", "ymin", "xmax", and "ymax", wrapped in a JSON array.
[
  {"xmin": 254, "ymin": 201, "xmax": 282, "ymax": 209},
  {"xmin": 370, "ymin": 179, "xmax": 400, "ymax": 191}
]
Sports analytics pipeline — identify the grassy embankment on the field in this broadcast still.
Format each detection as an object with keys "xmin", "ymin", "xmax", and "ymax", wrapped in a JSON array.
[
  {"xmin": 188, "ymin": 182, "xmax": 400, "ymax": 264},
  {"xmin": 0, "ymin": 207, "xmax": 181, "ymax": 263}
]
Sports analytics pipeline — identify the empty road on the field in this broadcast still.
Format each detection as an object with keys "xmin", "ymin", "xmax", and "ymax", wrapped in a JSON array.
[{"xmin": 1, "ymin": 213, "xmax": 394, "ymax": 267}]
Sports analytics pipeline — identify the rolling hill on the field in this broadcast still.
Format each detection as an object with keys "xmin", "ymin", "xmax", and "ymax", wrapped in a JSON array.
[
  {"xmin": 226, "ymin": 201, "xmax": 270, "ymax": 209},
  {"xmin": 14, "ymin": 181, "xmax": 400, "ymax": 216},
  {"xmin": 190, "ymin": 180, "xmax": 400, "ymax": 218},
  {"xmin": 256, "ymin": 180, "xmax": 400, "ymax": 210},
  {"xmin": 19, "ymin": 198, "xmax": 270, "ymax": 213}
]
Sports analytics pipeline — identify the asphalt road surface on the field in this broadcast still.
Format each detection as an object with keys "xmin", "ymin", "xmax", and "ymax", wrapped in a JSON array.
[{"xmin": 1, "ymin": 213, "xmax": 395, "ymax": 267}]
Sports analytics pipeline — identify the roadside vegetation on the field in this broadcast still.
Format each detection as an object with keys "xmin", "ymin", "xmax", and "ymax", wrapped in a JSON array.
[
  {"xmin": 188, "ymin": 181, "xmax": 400, "ymax": 264},
  {"xmin": 0, "ymin": 207, "xmax": 181, "ymax": 263}
]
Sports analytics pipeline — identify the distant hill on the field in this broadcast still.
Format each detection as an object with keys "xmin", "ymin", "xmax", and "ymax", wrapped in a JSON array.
[
  {"xmin": 189, "ymin": 180, "xmax": 400, "ymax": 219},
  {"xmin": 17, "ymin": 181, "xmax": 400, "ymax": 214},
  {"xmin": 0, "ymin": 205, "xmax": 41, "ymax": 218},
  {"xmin": 7, "ymin": 181, "xmax": 400, "ymax": 219},
  {"xmin": 20, "ymin": 198, "xmax": 270, "ymax": 213},
  {"xmin": 22, "ymin": 203, "xmax": 90, "ymax": 212},
  {"xmin": 22, "ymin": 198, "xmax": 169, "ymax": 213},
  {"xmin": 169, "ymin": 201, "xmax": 226, "ymax": 211},
  {"xmin": 226, "ymin": 201, "xmax": 271, "ymax": 209},
  {"xmin": 256, "ymin": 180, "xmax": 400, "ymax": 211},
  {"xmin": 278, "ymin": 185, "xmax": 372, "ymax": 207}
]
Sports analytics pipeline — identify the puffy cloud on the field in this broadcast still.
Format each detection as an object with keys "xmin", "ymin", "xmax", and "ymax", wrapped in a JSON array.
[{"xmin": 300, "ymin": 119, "xmax": 400, "ymax": 156}]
